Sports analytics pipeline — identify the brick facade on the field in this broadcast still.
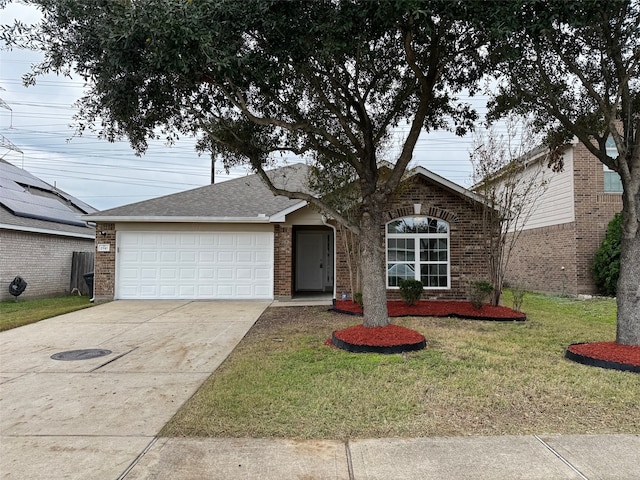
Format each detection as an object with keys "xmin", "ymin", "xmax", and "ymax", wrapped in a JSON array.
[
  {"xmin": 92, "ymin": 174, "xmax": 491, "ymax": 301},
  {"xmin": 273, "ymin": 224, "xmax": 293, "ymax": 298},
  {"xmin": 0, "ymin": 230, "xmax": 94, "ymax": 301},
  {"xmin": 335, "ymin": 175, "xmax": 491, "ymax": 301},
  {"xmin": 504, "ymin": 142, "xmax": 622, "ymax": 295},
  {"xmin": 505, "ymin": 223, "xmax": 578, "ymax": 295},
  {"xmin": 94, "ymin": 223, "xmax": 116, "ymax": 300}
]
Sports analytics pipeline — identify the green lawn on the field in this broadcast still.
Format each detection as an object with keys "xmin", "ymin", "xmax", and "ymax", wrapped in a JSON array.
[
  {"xmin": 162, "ymin": 292, "xmax": 639, "ymax": 439},
  {"xmin": 0, "ymin": 296, "xmax": 95, "ymax": 331}
]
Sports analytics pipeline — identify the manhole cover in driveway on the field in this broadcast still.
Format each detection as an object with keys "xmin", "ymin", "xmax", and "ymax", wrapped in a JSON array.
[{"xmin": 51, "ymin": 349, "xmax": 112, "ymax": 361}]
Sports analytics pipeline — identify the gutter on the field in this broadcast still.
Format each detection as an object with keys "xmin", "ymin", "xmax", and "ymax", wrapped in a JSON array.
[
  {"xmin": 0, "ymin": 223, "xmax": 95, "ymax": 239},
  {"xmin": 82, "ymin": 215, "xmax": 273, "ymax": 223}
]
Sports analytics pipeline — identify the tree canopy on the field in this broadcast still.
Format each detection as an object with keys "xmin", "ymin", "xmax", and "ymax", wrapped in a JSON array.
[{"xmin": 486, "ymin": 0, "xmax": 639, "ymax": 345}]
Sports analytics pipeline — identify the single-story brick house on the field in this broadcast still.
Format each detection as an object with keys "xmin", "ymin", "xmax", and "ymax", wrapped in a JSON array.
[
  {"xmin": 0, "ymin": 159, "xmax": 96, "ymax": 301},
  {"xmin": 85, "ymin": 163, "xmax": 492, "ymax": 302}
]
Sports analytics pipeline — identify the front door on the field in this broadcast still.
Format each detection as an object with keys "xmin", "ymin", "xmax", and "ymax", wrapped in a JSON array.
[{"xmin": 296, "ymin": 232, "xmax": 324, "ymax": 291}]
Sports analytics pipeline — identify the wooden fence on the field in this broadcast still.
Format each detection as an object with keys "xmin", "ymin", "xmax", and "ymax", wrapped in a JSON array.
[{"xmin": 70, "ymin": 251, "xmax": 95, "ymax": 296}]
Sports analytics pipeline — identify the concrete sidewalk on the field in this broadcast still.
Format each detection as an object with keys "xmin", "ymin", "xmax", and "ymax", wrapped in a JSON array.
[
  {"xmin": 123, "ymin": 434, "xmax": 640, "ymax": 479},
  {"xmin": 1, "ymin": 301, "xmax": 638, "ymax": 479}
]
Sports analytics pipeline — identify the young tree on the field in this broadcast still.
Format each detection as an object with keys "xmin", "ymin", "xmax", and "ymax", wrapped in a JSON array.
[
  {"xmin": 2, "ymin": 0, "xmax": 487, "ymax": 327},
  {"xmin": 486, "ymin": 0, "xmax": 639, "ymax": 345},
  {"xmin": 471, "ymin": 117, "xmax": 548, "ymax": 306}
]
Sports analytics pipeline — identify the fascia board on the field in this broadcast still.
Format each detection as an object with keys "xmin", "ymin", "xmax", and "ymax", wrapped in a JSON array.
[
  {"xmin": 269, "ymin": 201, "xmax": 309, "ymax": 222},
  {"xmin": 411, "ymin": 166, "xmax": 488, "ymax": 205},
  {"xmin": 0, "ymin": 223, "xmax": 95, "ymax": 239},
  {"xmin": 82, "ymin": 215, "xmax": 272, "ymax": 223}
]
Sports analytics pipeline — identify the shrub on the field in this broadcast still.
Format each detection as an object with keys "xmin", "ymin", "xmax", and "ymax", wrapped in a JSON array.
[
  {"xmin": 593, "ymin": 213, "xmax": 622, "ymax": 296},
  {"xmin": 353, "ymin": 292, "xmax": 364, "ymax": 308},
  {"xmin": 511, "ymin": 286, "xmax": 526, "ymax": 312},
  {"xmin": 469, "ymin": 280, "xmax": 494, "ymax": 309},
  {"xmin": 399, "ymin": 279, "xmax": 424, "ymax": 306}
]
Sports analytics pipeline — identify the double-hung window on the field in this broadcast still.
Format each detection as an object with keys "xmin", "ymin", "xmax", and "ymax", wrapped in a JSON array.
[
  {"xmin": 386, "ymin": 216, "xmax": 450, "ymax": 289},
  {"xmin": 604, "ymin": 136, "xmax": 623, "ymax": 193}
]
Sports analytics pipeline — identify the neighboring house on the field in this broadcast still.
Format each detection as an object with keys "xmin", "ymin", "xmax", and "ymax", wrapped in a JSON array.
[
  {"xmin": 496, "ymin": 139, "xmax": 622, "ymax": 296},
  {"xmin": 0, "ymin": 159, "xmax": 96, "ymax": 301},
  {"xmin": 85, "ymin": 163, "xmax": 493, "ymax": 302}
]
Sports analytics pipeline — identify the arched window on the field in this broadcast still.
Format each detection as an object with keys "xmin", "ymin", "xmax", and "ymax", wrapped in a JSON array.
[{"xmin": 386, "ymin": 216, "xmax": 450, "ymax": 289}]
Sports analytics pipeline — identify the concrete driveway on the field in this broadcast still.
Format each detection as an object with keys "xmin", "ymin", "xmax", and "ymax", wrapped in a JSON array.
[{"xmin": 0, "ymin": 300, "xmax": 269, "ymax": 479}]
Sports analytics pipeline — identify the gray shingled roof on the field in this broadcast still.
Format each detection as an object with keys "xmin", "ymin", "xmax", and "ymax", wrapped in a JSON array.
[{"xmin": 87, "ymin": 163, "xmax": 313, "ymax": 220}]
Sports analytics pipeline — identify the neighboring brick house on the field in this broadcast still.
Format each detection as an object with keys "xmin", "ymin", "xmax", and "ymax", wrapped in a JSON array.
[
  {"xmin": 0, "ymin": 159, "xmax": 96, "ymax": 301},
  {"xmin": 497, "ymin": 139, "xmax": 622, "ymax": 296},
  {"xmin": 85, "ymin": 164, "xmax": 493, "ymax": 302}
]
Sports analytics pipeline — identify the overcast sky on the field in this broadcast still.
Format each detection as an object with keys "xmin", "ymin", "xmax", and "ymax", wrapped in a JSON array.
[{"xmin": 1, "ymin": 2, "xmax": 496, "ymax": 212}]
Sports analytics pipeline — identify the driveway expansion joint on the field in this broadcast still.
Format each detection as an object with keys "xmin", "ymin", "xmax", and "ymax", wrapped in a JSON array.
[
  {"xmin": 89, "ymin": 346, "xmax": 139, "ymax": 372},
  {"xmin": 345, "ymin": 439, "xmax": 355, "ymax": 480},
  {"xmin": 117, "ymin": 437, "xmax": 158, "ymax": 480},
  {"xmin": 534, "ymin": 435, "xmax": 590, "ymax": 480}
]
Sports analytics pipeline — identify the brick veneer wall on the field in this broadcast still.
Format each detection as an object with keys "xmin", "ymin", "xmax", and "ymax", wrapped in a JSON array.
[
  {"xmin": 504, "ymin": 223, "xmax": 578, "ymax": 295},
  {"xmin": 0, "ymin": 230, "xmax": 94, "ymax": 301},
  {"xmin": 273, "ymin": 224, "xmax": 293, "ymax": 298},
  {"xmin": 334, "ymin": 175, "xmax": 491, "ymax": 301},
  {"xmin": 94, "ymin": 223, "xmax": 115, "ymax": 300},
  {"xmin": 572, "ymin": 143, "xmax": 622, "ymax": 294}
]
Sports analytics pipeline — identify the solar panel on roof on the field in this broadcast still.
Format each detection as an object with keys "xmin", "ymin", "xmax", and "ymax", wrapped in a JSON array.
[
  {"xmin": 0, "ymin": 189, "xmax": 87, "ymax": 227},
  {"xmin": 0, "ymin": 161, "xmax": 52, "ymax": 191},
  {"xmin": 1, "ymin": 160, "xmax": 96, "ymax": 225},
  {"xmin": 0, "ymin": 176, "xmax": 25, "ymax": 191}
]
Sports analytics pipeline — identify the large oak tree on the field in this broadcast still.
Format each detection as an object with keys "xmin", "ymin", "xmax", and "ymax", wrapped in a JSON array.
[
  {"xmin": 487, "ymin": 0, "xmax": 639, "ymax": 345},
  {"xmin": 3, "ymin": 0, "xmax": 487, "ymax": 327}
]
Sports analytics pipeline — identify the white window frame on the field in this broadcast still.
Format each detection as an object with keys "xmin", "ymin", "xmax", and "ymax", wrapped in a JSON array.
[
  {"xmin": 604, "ymin": 136, "xmax": 623, "ymax": 193},
  {"xmin": 386, "ymin": 216, "xmax": 450, "ymax": 290}
]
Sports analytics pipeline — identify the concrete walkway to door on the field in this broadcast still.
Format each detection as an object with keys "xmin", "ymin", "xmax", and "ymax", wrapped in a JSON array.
[{"xmin": 0, "ymin": 300, "xmax": 269, "ymax": 479}]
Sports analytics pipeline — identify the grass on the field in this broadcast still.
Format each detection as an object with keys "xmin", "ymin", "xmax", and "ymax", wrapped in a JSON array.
[
  {"xmin": 0, "ymin": 295, "xmax": 94, "ymax": 331},
  {"xmin": 162, "ymin": 291, "xmax": 639, "ymax": 440}
]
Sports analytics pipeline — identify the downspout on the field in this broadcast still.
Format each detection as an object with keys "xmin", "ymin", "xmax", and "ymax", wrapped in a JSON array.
[{"xmin": 322, "ymin": 215, "xmax": 338, "ymax": 303}]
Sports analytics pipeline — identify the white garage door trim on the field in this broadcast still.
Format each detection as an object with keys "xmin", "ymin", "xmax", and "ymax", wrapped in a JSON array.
[{"xmin": 116, "ymin": 231, "xmax": 274, "ymax": 300}]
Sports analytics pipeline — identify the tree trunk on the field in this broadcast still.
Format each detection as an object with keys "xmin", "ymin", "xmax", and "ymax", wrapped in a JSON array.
[
  {"xmin": 358, "ymin": 207, "xmax": 389, "ymax": 328},
  {"xmin": 616, "ymin": 166, "xmax": 640, "ymax": 346},
  {"xmin": 616, "ymin": 220, "xmax": 640, "ymax": 346}
]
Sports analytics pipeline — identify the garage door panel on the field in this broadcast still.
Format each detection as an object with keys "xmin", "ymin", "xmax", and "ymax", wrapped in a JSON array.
[
  {"xmin": 158, "ymin": 268, "xmax": 176, "ymax": 280},
  {"xmin": 199, "ymin": 269, "xmax": 214, "ymax": 279},
  {"xmin": 180, "ymin": 269, "xmax": 196, "ymax": 280},
  {"xmin": 236, "ymin": 268, "xmax": 252, "ymax": 280},
  {"xmin": 140, "ymin": 285, "xmax": 158, "ymax": 297},
  {"xmin": 141, "ymin": 251, "xmax": 158, "ymax": 262},
  {"xmin": 178, "ymin": 251, "xmax": 195, "ymax": 262},
  {"xmin": 217, "ymin": 251, "xmax": 234, "ymax": 263},
  {"xmin": 199, "ymin": 251, "xmax": 215, "ymax": 263},
  {"xmin": 117, "ymin": 231, "xmax": 273, "ymax": 299},
  {"xmin": 141, "ymin": 268, "xmax": 157, "ymax": 280},
  {"xmin": 218, "ymin": 268, "xmax": 233, "ymax": 280},
  {"xmin": 218, "ymin": 235, "xmax": 234, "ymax": 247},
  {"xmin": 216, "ymin": 285, "xmax": 233, "ymax": 296}
]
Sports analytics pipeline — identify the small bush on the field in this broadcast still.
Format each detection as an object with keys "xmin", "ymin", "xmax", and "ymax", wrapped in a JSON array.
[
  {"xmin": 353, "ymin": 292, "xmax": 364, "ymax": 307},
  {"xmin": 593, "ymin": 213, "xmax": 621, "ymax": 296},
  {"xmin": 399, "ymin": 279, "xmax": 424, "ymax": 306},
  {"xmin": 469, "ymin": 280, "xmax": 494, "ymax": 309},
  {"xmin": 511, "ymin": 286, "xmax": 526, "ymax": 312}
]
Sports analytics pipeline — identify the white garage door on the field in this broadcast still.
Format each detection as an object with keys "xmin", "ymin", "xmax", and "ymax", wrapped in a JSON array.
[{"xmin": 116, "ymin": 231, "xmax": 273, "ymax": 299}]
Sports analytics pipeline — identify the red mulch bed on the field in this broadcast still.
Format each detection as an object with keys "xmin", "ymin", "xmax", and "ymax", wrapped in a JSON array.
[
  {"xmin": 330, "ymin": 324, "xmax": 426, "ymax": 354},
  {"xmin": 332, "ymin": 300, "xmax": 526, "ymax": 321},
  {"xmin": 566, "ymin": 341, "xmax": 640, "ymax": 373}
]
